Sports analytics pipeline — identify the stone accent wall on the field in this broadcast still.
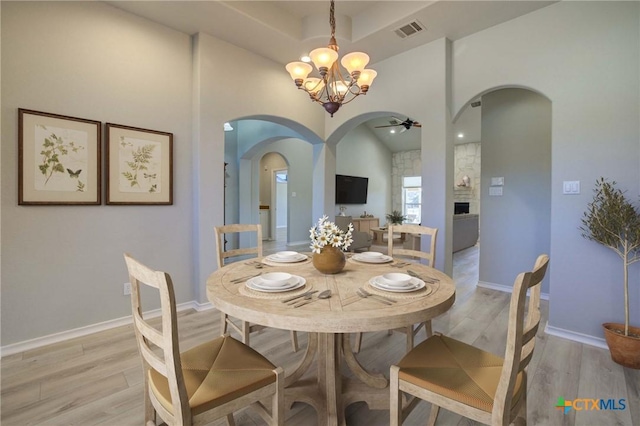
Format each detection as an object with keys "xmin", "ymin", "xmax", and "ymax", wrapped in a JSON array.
[
  {"xmin": 391, "ymin": 150, "xmax": 421, "ymax": 213},
  {"xmin": 454, "ymin": 143, "xmax": 481, "ymax": 214},
  {"xmin": 391, "ymin": 143, "xmax": 481, "ymax": 216}
]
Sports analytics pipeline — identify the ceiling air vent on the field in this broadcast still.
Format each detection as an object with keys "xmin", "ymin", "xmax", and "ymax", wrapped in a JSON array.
[{"xmin": 394, "ymin": 20, "xmax": 425, "ymax": 39}]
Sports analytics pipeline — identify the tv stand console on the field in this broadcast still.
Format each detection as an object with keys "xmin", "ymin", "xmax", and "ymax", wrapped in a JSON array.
[{"xmin": 352, "ymin": 217, "xmax": 379, "ymax": 235}]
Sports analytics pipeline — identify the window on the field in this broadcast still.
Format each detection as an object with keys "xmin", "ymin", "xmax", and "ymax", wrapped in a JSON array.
[{"xmin": 403, "ymin": 176, "xmax": 421, "ymax": 224}]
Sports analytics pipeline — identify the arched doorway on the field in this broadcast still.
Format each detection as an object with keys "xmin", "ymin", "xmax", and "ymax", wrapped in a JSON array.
[{"xmin": 453, "ymin": 87, "xmax": 552, "ymax": 296}]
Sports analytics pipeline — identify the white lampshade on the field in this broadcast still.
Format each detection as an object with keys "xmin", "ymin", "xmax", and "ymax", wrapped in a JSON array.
[
  {"xmin": 285, "ymin": 62, "xmax": 312, "ymax": 81},
  {"xmin": 330, "ymin": 80, "xmax": 349, "ymax": 95},
  {"xmin": 358, "ymin": 69, "xmax": 377, "ymax": 86},
  {"xmin": 303, "ymin": 77, "xmax": 325, "ymax": 94},
  {"xmin": 309, "ymin": 47, "xmax": 338, "ymax": 70},
  {"xmin": 341, "ymin": 52, "xmax": 369, "ymax": 75}
]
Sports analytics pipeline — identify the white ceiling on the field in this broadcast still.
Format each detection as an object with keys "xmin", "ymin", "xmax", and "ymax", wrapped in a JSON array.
[{"xmin": 105, "ymin": 0, "xmax": 555, "ymax": 151}]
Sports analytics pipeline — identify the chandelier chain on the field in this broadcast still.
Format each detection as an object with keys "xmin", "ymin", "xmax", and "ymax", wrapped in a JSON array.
[{"xmin": 329, "ymin": 0, "xmax": 336, "ymax": 39}]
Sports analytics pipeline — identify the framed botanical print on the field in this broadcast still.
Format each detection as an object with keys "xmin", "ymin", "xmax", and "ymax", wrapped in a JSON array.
[
  {"xmin": 18, "ymin": 109, "xmax": 101, "ymax": 205},
  {"xmin": 106, "ymin": 123, "xmax": 173, "ymax": 205}
]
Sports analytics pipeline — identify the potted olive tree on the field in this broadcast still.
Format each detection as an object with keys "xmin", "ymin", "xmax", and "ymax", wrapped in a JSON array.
[{"xmin": 580, "ymin": 178, "xmax": 640, "ymax": 369}]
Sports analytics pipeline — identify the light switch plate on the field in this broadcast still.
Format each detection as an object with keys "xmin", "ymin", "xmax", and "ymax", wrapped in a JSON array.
[
  {"xmin": 489, "ymin": 187, "xmax": 503, "ymax": 196},
  {"xmin": 491, "ymin": 177, "xmax": 504, "ymax": 186},
  {"xmin": 563, "ymin": 181, "xmax": 580, "ymax": 194}
]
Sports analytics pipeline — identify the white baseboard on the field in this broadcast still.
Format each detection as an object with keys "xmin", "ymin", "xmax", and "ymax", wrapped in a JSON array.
[
  {"xmin": 192, "ymin": 301, "xmax": 214, "ymax": 311},
  {"xmin": 477, "ymin": 280, "xmax": 550, "ymax": 300},
  {"xmin": 544, "ymin": 322, "xmax": 608, "ymax": 350},
  {"xmin": 287, "ymin": 240, "xmax": 309, "ymax": 247},
  {"xmin": 476, "ymin": 281, "xmax": 607, "ymax": 350},
  {"xmin": 1, "ymin": 300, "xmax": 215, "ymax": 357}
]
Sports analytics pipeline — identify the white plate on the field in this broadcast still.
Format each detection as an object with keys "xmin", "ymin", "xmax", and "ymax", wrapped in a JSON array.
[
  {"xmin": 246, "ymin": 275, "xmax": 306, "ymax": 292},
  {"xmin": 250, "ymin": 274, "xmax": 297, "ymax": 289},
  {"xmin": 274, "ymin": 251, "xmax": 299, "ymax": 258},
  {"xmin": 379, "ymin": 272, "xmax": 412, "ymax": 287},
  {"xmin": 352, "ymin": 254, "xmax": 393, "ymax": 264},
  {"xmin": 359, "ymin": 251, "xmax": 384, "ymax": 259},
  {"xmin": 369, "ymin": 276, "xmax": 425, "ymax": 293},
  {"xmin": 260, "ymin": 272, "xmax": 293, "ymax": 287},
  {"xmin": 266, "ymin": 253, "xmax": 307, "ymax": 263}
]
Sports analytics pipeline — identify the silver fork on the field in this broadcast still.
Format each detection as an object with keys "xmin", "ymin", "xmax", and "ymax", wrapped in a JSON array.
[
  {"xmin": 357, "ymin": 288, "xmax": 395, "ymax": 305},
  {"xmin": 230, "ymin": 272, "xmax": 262, "ymax": 283}
]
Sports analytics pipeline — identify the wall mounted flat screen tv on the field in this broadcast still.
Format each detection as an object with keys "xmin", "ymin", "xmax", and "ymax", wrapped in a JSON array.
[{"xmin": 336, "ymin": 174, "xmax": 368, "ymax": 204}]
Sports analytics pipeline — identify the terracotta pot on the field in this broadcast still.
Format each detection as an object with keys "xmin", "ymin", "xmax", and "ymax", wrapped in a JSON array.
[
  {"xmin": 312, "ymin": 246, "xmax": 346, "ymax": 274},
  {"xmin": 602, "ymin": 323, "xmax": 640, "ymax": 369}
]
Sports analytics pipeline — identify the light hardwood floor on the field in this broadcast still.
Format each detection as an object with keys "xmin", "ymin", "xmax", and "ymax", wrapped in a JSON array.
[{"xmin": 2, "ymin": 244, "xmax": 639, "ymax": 425}]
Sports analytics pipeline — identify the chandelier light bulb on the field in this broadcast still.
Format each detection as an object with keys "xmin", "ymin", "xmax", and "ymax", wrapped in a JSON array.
[
  {"xmin": 341, "ymin": 52, "xmax": 369, "ymax": 75},
  {"xmin": 303, "ymin": 77, "xmax": 325, "ymax": 94},
  {"xmin": 309, "ymin": 47, "xmax": 339, "ymax": 73},
  {"xmin": 330, "ymin": 80, "xmax": 349, "ymax": 95},
  {"xmin": 358, "ymin": 69, "xmax": 377, "ymax": 87},
  {"xmin": 285, "ymin": 62, "xmax": 313, "ymax": 82}
]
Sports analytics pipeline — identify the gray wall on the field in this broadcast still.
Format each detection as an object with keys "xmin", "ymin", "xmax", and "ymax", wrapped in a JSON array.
[
  {"xmin": 259, "ymin": 153, "xmax": 286, "ymax": 208},
  {"xmin": 336, "ymin": 124, "xmax": 392, "ymax": 221},
  {"xmin": 451, "ymin": 1, "xmax": 639, "ymax": 337},
  {"xmin": 249, "ymin": 139, "xmax": 314, "ymax": 245},
  {"xmin": 1, "ymin": 1, "xmax": 194, "ymax": 344},
  {"xmin": 1, "ymin": 1, "xmax": 638, "ymax": 349},
  {"xmin": 479, "ymin": 89, "xmax": 552, "ymax": 293}
]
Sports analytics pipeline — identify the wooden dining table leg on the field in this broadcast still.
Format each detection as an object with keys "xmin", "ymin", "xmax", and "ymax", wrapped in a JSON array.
[{"xmin": 318, "ymin": 332, "xmax": 344, "ymax": 426}]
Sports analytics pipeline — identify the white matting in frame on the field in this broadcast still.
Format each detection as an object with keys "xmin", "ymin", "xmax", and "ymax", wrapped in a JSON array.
[
  {"xmin": 106, "ymin": 123, "xmax": 173, "ymax": 205},
  {"xmin": 19, "ymin": 109, "xmax": 101, "ymax": 205}
]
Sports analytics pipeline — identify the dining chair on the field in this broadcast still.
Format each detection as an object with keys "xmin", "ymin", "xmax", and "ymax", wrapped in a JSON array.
[
  {"xmin": 214, "ymin": 224, "xmax": 299, "ymax": 352},
  {"xmin": 123, "ymin": 253, "xmax": 284, "ymax": 426},
  {"xmin": 390, "ymin": 254, "xmax": 549, "ymax": 426},
  {"xmin": 388, "ymin": 224, "xmax": 438, "ymax": 351},
  {"xmin": 352, "ymin": 224, "xmax": 438, "ymax": 354}
]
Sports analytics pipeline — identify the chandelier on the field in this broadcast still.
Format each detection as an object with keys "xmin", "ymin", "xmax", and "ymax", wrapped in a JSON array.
[{"xmin": 285, "ymin": 0, "xmax": 377, "ymax": 117}]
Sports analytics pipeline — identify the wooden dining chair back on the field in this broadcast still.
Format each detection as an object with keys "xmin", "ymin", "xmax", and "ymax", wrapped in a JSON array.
[
  {"xmin": 214, "ymin": 224, "xmax": 299, "ymax": 352},
  {"xmin": 388, "ymin": 223, "xmax": 438, "ymax": 267},
  {"xmin": 387, "ymin": 224, "xmax": 438, "ymax": 352},
  {"xmin": 390, "ymin": 254, "xmax": 550, "ymax": 426},
  {"xmin": 214, "ymin": 223, "xmax": 263, "ymax": 268},
  {"xmin": 123, "ymin": 253, "xmax": 284, "ymax": 426}
]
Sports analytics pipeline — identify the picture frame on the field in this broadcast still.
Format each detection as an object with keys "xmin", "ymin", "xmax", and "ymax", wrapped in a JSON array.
[
  {"xmin": 106, "ymin": 123, "xmax": 173, "ymax": 205},
  {"xmin": 18, "ymin": 109, "xmax": 102, "ymax": 205}
]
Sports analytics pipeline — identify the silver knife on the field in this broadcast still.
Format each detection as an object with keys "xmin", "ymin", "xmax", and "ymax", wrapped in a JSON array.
[
  {"xmin": 407, "ymin": 269, "xmax": 438, "ymax": 283},
  {"xmin": 293, "ymin": 298, "xmax": 318, "ymax": 308},
  {"xmin": 281, "ymin": 290, "xmax": 317, "ymax": 303}
]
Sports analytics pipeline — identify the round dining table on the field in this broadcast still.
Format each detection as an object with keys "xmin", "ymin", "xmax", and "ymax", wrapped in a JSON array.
[{"xmin": 206, "ymin": 253, "xmax": 455, "ymax": 426}]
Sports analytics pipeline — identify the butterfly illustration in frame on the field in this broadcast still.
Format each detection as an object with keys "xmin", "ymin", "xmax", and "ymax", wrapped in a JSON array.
[{"xmin": 67, "ymin": 168, "xmax": 82, "ymax": 178}]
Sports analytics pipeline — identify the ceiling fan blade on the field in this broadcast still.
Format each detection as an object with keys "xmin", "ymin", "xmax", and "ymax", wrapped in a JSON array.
[
  {"xmin": 399, "ymin": 127, "xmax": 408, "ymax": 133},
  {"xmin": 374, "ymin": 124, "xmax": 400, "ymax": 128},
  {"xmin": 412, "ymin": 123, "xmax": 422, "ymax": 128}
]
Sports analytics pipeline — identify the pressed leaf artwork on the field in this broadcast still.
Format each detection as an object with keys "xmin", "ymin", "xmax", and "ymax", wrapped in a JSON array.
[
  {"xmin": 34, "ymin": 125, "xmax": 87, "ymax": 192},
  {"xmin": 118, "ymin": 136, "xmax": 161, "ymax": 193}
]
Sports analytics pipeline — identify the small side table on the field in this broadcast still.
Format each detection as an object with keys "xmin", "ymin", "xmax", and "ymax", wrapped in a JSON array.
[
  {"xmin": 371, "ymin": 227, "xmax": 387, "ymax": 244},
  {"xmin": 371, "ymin": 227, "xmax": 407, "ymax": 244}
]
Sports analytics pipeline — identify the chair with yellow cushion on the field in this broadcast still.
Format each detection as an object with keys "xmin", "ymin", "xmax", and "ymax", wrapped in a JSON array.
[
  {"xmin": 390, "ymin": 254, "xmax": 549, "ymax": 426},
  {"xmin": 388, "ymin": 224, "xmax": 439, "ymax": 353},
  {"xmin": 214, "ymin": 223, "xmax": 299, "ymax": 352},
  {"xmin": 353, "ymin": 223, "xmax": 438, "ymax": 354},
  {"xmin": 124, "ymin": 253, "xmax": 284, "ymax": 426}
]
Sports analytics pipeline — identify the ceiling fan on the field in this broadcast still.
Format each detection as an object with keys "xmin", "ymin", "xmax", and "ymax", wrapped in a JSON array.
[{"xmin": 375, "ymin": 117, "xmax": 422, "ymax": 133}]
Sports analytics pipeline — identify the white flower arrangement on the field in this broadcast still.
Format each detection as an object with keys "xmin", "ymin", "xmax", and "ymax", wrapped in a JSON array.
[{"xmin": 309, "ymin": 215, "xmax": 353, "ymax": 254}]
